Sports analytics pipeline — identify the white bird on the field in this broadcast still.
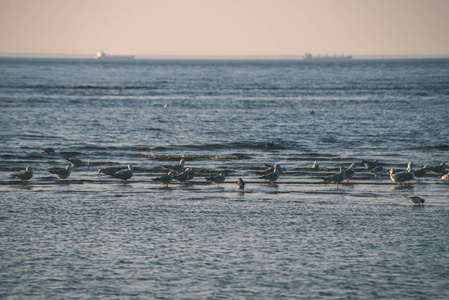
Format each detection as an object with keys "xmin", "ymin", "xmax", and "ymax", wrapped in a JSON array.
[
  {"xmin": 344, "ymin": 163, "xmax": 356, "ymax": 183},
  {"xmin": 111, "ymin": 165, "xmax": 133, "ymax": 182},
  {"xmin": 164, "ymin": 159, "xmax": 185, "ymax": 173},
  {"xmin": 403, "ymin": 195, "xmax": 425, "ymax": 206},
  {"xmin": 49, "ymin": 165, "xmax": 71, "ymax": 180},
  {"xmin": 261, "ymin": 165, "xmax": 280, "ymax": 185},
  {"xmin": 312, "ymin": 161, "xmax": 319, "ymax": 169},
  {"xmin": 370, "ymin": 166, "xmax": 388, "ymax": 178},
  {"xmin": 406, "ymin": 162, "xmax": 413, "ymax": 172},
  {"xmin": 324, "ymin": 167, "xmax": 345, "ymax": 190},
  {"xmin": 237, "ymin": 178, "xmax": 245, "ymax": 191},
  {"xmin": 11, "ymin": 166, "xmax": 33, "ymax": 181},
  {"xmin": 153, "ymin": 171, "xmax": 174, "ymax": 187},
  {"xmin": 206, "ymin": 172, "xmax": 226, "ymax": 186},
  {"xmin": 389, "ymin": 168, "xmax": 413, "ymax": 186}
]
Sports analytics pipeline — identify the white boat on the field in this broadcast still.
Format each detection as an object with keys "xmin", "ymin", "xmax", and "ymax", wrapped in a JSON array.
[
  {"xmin": 95, "ymin": 51, "xmax": 134, "ymax": 60},
  {"xmin": 303, "ymin": 52, "xmax": 352, "ymax": 61}
]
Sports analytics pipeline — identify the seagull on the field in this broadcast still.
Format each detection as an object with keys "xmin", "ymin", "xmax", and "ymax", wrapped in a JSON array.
[
  {"xmin": 67, "ymin": 158, "xmax": 88, "ymax": 167},
  {"xmin": 312, "ymin": 161, "xmax": 319, "ymax": 169},
  {"xmin": 173, "ymin": 168, "xmax": 191, "ymax": 184},
  {"xmin": 426, "ymin": 163, "xmax": 447, "ymax": 174},
  {"xmin": 344, "ymin": 163, "xmax": 356, "ymax": 183},
  {"xmin": 111, "ymin": 165, "xmax": 133, "ymax": 182},
  {"xmin": 152, "ymin": 171, "xmax": 174, "ymax": 187},
  {"xmin": 406, "ymin": 162, "xmax": 413, "ymax": 172},
  {"xmin": 261, "ymin": 165, "xmax": 280, "ymax": 185},
  {"xmin": 164, "ymin": 159, "xmax": 185, "ymax": 173},
  {"xmin": 49, "ymin": 165, "xmax": 71, "ymax": 180},
  {"xmin": 389, "ymin": 168, "xmax": 413, "ymax": 186},
  {"xmin": 263, "ymin": 163, "xmax": 286, "ymax": 175},
  {"xmin": 237, "ymin": 178, "xmax": 245, "ymax": 192},
  {"xmin": 362, "ymin": 160, "xmax": 379, "ymax": 171},
  {"xmin": 98, "ymin": 166, "xmax": 127, "ymax": 176},
  {"xmin": 370, "ymin": 166, "xmax": 388, "ymax": 178},
  {"xmin": 185, "ymin": 168, "xmax": 196, "ymax": 181},
  {"xmin": 414, "ymin": 166, "xmax": 428, "ymax": 182},
  {"xmin": 324, "ymin": 167, "xmax": 345, "ymax": 190},
  {"xmin": 441, "ymin": 173, "xmax": 449, "ymax": 181},
  {"xmin": 403, "ymin": 195, "xmax": 425, "ymax": 206},
  {"xmin": 11, "ymin": 166, "xmax": 33, "ymax": 181},
  {"xmin": 265, "ymin": 141, "xmax": 274, "ymax": 150},
  {"xmin": 206, "ymin": 172, "xmax": 226, "ymax": 186},
  {"xmin": 42, "ymin": 147, "xmax": 56, "ymax": 154}
]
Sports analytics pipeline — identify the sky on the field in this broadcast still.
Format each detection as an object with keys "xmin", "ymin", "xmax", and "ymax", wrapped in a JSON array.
[{"xmin": 1, "ymin": 0, "xmax": 449, "ymax": 57}]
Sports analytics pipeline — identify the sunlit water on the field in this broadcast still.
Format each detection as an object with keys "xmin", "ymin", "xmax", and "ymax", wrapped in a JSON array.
[{"xmin": 1, "ymin": 58, "xmax": 449, "ymax": 299}]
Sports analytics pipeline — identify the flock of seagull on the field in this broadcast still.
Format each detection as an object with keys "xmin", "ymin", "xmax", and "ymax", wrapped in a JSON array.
[{"xmin": 9, "ymin": 148, "xmax": 449, "ymax": 205}]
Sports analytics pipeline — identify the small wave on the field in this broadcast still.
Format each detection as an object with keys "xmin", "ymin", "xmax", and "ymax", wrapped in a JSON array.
[
  {"xmin": 408, "ymin": 144, "xmax": 449, "ymax": 151},
  {"xmin": 287, "ymin": 156, "xmax": 346, "ymax": 161},
  {"xmin": 136, "ymin": 146, "xmax": 166, "ymax": 151},
  {"xmin": 423, "ymin": 144, "xmax": 449, "ymax": 151},
  {"xmin": 146, "ymin": 154, "xmax": 248, "ymax": 160},
  {"xmin": 63, "ymin": 85, "xmax": 128, "ymax": 89},
  {"xmin": 167, "ymin": 142, "xmax": 290, "ymax": 152}
]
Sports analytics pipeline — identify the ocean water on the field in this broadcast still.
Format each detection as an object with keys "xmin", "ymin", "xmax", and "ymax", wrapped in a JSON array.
[{"xmin": 1, "ymin": 57, "xmax": 449, "ymax": 299}]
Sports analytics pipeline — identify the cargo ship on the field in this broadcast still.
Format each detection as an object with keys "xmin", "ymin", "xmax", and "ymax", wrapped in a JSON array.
[
  {"xmin": 303, "ymin": 52, "xmax": 352, "ymax": 61},
  {"xmin": 95, "ymin": 51, "xmax": 134, "ymax": 60}
]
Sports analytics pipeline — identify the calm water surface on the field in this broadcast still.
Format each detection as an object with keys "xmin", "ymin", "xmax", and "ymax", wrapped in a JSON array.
[{"xmin": 1, "ymin": 58, "xmax": 449, "ymax": 299}]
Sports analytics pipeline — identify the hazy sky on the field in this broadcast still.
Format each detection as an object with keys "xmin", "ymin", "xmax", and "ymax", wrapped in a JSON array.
[{"xmin": 1, "ymin": 0, "xmax": 448, "ymax": 56}]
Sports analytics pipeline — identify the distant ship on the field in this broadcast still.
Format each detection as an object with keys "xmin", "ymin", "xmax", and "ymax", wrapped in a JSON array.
[
  {"xmin": 95, "ymin": 51, "xmax": 134, "ymax": 60},
  {"xmin": 303, "ymin": 52, "xmax": 352, "ymax": 61}
]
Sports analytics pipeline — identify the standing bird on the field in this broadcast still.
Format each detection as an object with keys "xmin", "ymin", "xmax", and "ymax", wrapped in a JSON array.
[
  {"xmin": 67, "ymin": 158, "xmax": 88, "ymax": 167},
  {"xmin": 164, "ymin": 159, "xmax": 185, "ymax": 173},
  {"xmin": 265, "ymin": 141, "xmax": 274, "ymax": 150},
  {"xmin": 185, "ymin": 168, "xmax": 196, "ymax": 181},
  {"xmin": 263, "ymin": 163, "xmax": 286, "ymax": 175},
  {"xmin": 426, "ymin": 163, "xmax": 447, "ymax": 174},
  {"xmin": 237, "ymin": 178, "xmax": 245, "ymax": 192},
  {"xmin": 370, "ymin": 166, "xmax": 388, "ymax": 178},
  {"xmin": 206, "ymin": 172, "xmax": 226, "ymax": 186},
  {"xmin": 49, "ymin": 165, "xmax": 71, "ymax": 180},
  {"xmin": 111, "ymin": 165, "xmax": 133, "ymax": 182},
  {"xmin": 312, "ymin": 161, "xmax": 319, "ymax": 169},
  {"xmin": 389, "ymin": 169, "xmax": 413, "ymax": 186},
  {"xmin": 344, "ymin": 163, "xmax": 356, "ymax": 183},
  {"xmin": 403, "ymin": 195, "xmax": 425, "ymax": 206},
  {"xmin": 98, "ymin": 166, "xmax": 127, "ymax": 176},
  {"xmin": 153, "ymin": 171, "xmax": 174, "ymax": 187},
  {"xmin": 173, "ymin": 168, "xmax": 191, "ymax": 185},
  {"xmin": 324, "ymin": 167, "xmax": 345, "ymax": 190},
  {"xmin": 11, "ymin": 166, "xmax": 33, "ymax": 182},
  {"xmin": 362, "ymin": 160, "xmax": 379, "ymax": 171},
  {"xmin": 413, "ymin": 166, "xmax": 428, "ymax": 183},
  {"xmin": 261, "ymin": 165, "xmax": 280, "ymax": 185}
]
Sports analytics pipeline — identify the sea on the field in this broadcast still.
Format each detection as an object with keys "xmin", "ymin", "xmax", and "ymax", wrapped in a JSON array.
[{"xmin": 1, "ymin": 57, "xmax": 448, "ymax": 299}]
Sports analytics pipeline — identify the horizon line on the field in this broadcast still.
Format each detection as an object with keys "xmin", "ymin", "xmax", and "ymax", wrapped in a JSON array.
[{"xmin": 1, "ymin": 52, "xmax": 449, "ymax": 60}]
